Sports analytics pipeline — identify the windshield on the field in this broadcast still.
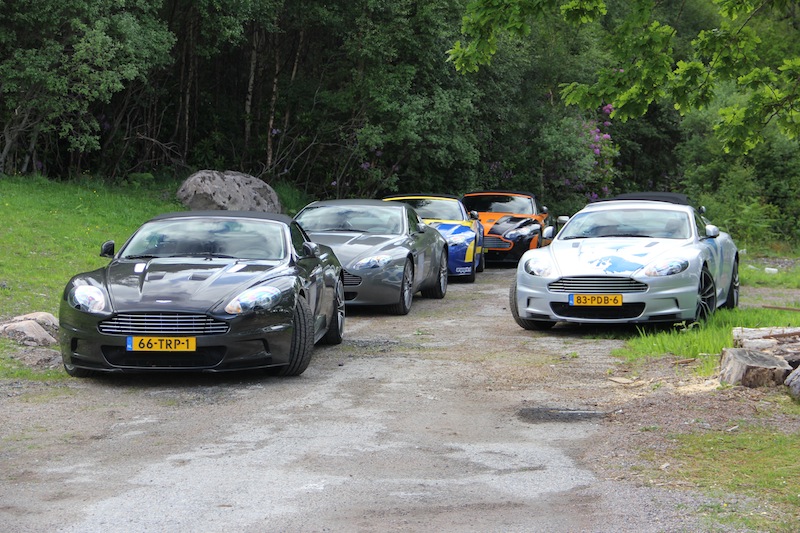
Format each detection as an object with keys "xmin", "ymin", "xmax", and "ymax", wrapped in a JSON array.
[
  {"xmin": 120, "ymin": 218, "xmax": 286, "ymax": 260},
  {"xmin": 393, "ymin": 199, "xmax": 464, "ymax": 221},
  {"xmin": 296, "ymin": 205, "xmax": 405, "ymax": 234},
  {"xmin": 462, "ymin": 194, "xmax": 535, "ymax": 215},
  {"xmin": 559, "ymin": 209, "xmax": 692, "ymax": 240}
]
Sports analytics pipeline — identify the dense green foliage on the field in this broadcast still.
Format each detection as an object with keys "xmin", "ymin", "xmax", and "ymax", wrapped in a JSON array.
[{"xmin": 1, "ymin": 0, "xmax": 799, "ymax": 245}]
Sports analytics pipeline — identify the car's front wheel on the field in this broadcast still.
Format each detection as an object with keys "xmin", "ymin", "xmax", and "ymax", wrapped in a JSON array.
[
  {"xmin": 422, "ymin": 253, "xmax": 448, "ymax": 298},
  {"xmin": 388, "ymin": 259, "xmax": 414, "ymax": 315},
  {"xmin": 321, "ymin": 277, "xmax": 345, "ymax": 345},
  {"xmin": 272, "ymin": 297, "xmax": 314, "ymax": 376},
  {"xmin": 695, "ymin": 266, "xmax": 717, "ymax": 322},
  {"xmin": 722, "ymin": 259, "xmax": 739, "ymax": 309},
  {"xmin": 476, "ymin": 249, "xmax": 485, "ymax": 273},
  {"xmin": 509, "ymin": 279, "xmax": 555, "ymax": 330}
]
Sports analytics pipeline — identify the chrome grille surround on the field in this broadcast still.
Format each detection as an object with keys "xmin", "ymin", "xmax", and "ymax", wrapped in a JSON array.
[
  {"xmin": 343, "ymin": 272, "xmax": 362, "ymax": 286},
  {"xmin": 548, "ymin": 277, "xmax": 648, "ymax": 293},
  {"xmin": 98, "ymin": 313, "xmax": 229, "ymax": 335},
  {"xmin": 484, "ymin": 236, "xmax": 512, "ymax": 250}
]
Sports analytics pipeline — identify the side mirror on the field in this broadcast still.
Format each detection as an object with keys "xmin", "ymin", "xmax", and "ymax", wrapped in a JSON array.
[
  {"xmin": 100, "ymin": 240, "xmax": 115, "ymax": 258},
  {"xmin": 302, "ymin": 241, "xmax": 320, "ymax": 258},
  {"xmin": 704, "ymin": 225, "xmax": 720, "ymax": 238},
  {"xmin": 469, "ymin": 210, "xmax": 479, "ymax": 220},
  {"xmin": 541, "ymin": 206, "xmax": 548, "ymax": 214},
  {"xmin": 416, "ymin": 223, "xmax": 426, "ymax": 233},
  {"xmin": 557, "ymin": 215, "xmax": 570, "ymax": 225},
  {"xmin": 543, "ymin": 226, "xmax": 555, "ymax": 239}
]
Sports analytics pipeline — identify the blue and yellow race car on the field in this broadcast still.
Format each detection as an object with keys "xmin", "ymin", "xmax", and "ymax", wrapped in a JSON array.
[{"xmin": 384, "ymin": 194, "xmax": 484, "ymax": 282}]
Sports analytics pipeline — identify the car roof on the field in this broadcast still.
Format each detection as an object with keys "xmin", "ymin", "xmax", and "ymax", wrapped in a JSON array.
[
  {"xmin": 148, "ymin": 210, "xmax": 293, "ymax": 225},
  {"xmin": 600, "ymin": 192, "xmax": 690, "ymax": 205},
  {"xmin": 304, "ymin": 199, "xmax": 406, "ymax": 208},
  {"xmin": 462, "ymin": 190, "xmax": 537, "ymax": 198},
  {"xmin": 384, "ymin": 194, "xmax": 460, "ymax": 201},
  {"xmin": 581, "ymin": 199, "xmax": 692, "ymax": 214}
]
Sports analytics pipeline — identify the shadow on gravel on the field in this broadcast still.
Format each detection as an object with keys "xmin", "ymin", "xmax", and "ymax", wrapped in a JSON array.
[{"xmin": 518, "ymin": 407, "xmax": 607, "ymax": 423}]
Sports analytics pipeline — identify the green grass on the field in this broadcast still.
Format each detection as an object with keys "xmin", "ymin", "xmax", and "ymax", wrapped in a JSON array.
[
  {"xmin": 0, "ymin": 174, "xmax": 185, "ymax": 319},
  {"xmin": 664, "ymin": 425, "xmax": 800, "ymax": 531},
  {"xmin": 617, "ymin": 306, "xmax": 800, "ymax": 376},
  {"xmin": 740, "ymin": 261, "xmax": 800, "ymax": 289},
  {"xmin": 271, "ymin": 179, "xmax": 314, "ymax": 216}
]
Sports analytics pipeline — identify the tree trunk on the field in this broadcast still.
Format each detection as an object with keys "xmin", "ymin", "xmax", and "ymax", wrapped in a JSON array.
[
  {"xmin": 244, "ymin": 26, "xmax": 261, "ymax": 149},
  {"xmin": 266, "ymin": 34, "xmax": 281, "ymax": 171}
]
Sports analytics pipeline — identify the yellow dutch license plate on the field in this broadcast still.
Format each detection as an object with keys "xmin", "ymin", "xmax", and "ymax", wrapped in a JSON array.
[
  {"xmin": 126, "ymin": 337, "xmax": 196, "ymax": 351},
  {"xmin": 569, "ymin": 294, "xmax": 623, "ymax": 306}
]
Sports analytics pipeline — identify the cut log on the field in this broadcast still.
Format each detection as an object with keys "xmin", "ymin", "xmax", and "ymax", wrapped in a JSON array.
[{"xmin": 719, "ymin": 348, "xmax": 792, "ymax": 387}]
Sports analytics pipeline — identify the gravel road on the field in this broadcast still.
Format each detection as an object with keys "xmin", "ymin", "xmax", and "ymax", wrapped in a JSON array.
[{"xmin": 0, "ymin": 267, "xmax": 753, "ymax": 532}]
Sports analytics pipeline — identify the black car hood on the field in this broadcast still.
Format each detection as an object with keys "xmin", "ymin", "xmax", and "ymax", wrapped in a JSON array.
[
  {"xmin": 104, "ymin": 258, "xmax": 280, "ymax": 312},
  {"xmin": 485, "ymin": 215, "xmax": 536, "ymax": 236}
]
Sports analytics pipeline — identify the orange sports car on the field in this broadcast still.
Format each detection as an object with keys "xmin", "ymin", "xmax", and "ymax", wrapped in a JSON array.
[{"xmin": 461, "ymin": 190, "xmax": 550, "ymax": 263}]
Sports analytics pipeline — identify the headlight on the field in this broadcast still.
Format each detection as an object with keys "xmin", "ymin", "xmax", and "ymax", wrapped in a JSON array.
[
  {"xmin": 505, "ymin": 225, "xmax": 538, "ymax": 240},
  {"xmin": 523, "ymin": 256, "xmax": 553, "ymax": 277},
  {"xmin": 68, "ymin": 285, "xmax": 108, "ymax": 313},
  {"xmin": 447, "ymin": 233, "xmax": 471, "ymax": 246},
  {"xmin": 225, "ymin": 286, "xmax": 283, "ymax": 314},
  {"xmin": 353, "ymin": 255, "xmax": 392, "ymax": 270},
  {"xmin": 644, "ymin": 259, "xmax": 689, "ymax": 277}
]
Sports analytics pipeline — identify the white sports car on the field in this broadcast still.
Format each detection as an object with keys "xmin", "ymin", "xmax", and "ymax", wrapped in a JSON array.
[{"xmin": 511, "ymin": 192, "xmax": 739, "ymax": 329}]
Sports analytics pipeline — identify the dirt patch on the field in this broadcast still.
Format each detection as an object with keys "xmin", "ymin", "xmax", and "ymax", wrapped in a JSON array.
[{"xmin": 2, "ymin": 268, "xmax": 799, "ymax": 531}]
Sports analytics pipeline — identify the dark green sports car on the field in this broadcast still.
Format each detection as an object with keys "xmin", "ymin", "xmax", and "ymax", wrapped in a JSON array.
[{"xmin": 59, "ymin": 211, "xmax": 344, "ymax": 377}]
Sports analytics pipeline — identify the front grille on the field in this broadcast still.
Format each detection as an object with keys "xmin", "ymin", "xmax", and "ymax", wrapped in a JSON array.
[
  {"xmin": 98, "ymin": 313, "xmax": 229, "ymax": 335},
  {"xmin": 548, "ymin": 277, "xmax": 648, "ymax": 293},
  {"xmin": 551, "ymin": 302, "xmax": 645, "ymax": 319},
  {"xmin": 484, "ymin": 236, "xmax": 512, "ymax": 249},
  {"xmin": 343, "ymin": 272, "xmax": 362, "ymax": 286}
]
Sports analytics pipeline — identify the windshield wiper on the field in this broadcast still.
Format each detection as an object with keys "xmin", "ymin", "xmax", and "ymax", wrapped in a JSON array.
[
  {"xmin": 180, "ymin": 252, "xmax": 238, "ymax": 259},
  {"xmin": 123, "ymin": 254, "xmax": 158, "ymax": 259}
]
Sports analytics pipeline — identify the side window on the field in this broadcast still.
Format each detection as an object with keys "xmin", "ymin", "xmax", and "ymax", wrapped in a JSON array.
[
  {"xmin": 694, "ymin": 213, "xmax": 706, "ymax": 238},
  {"xmin": 289, "ymin": 221, "xmax": 308, "ymax": 254},
  {"xmin": 406, "ymin": 209, "xmax": 418, "ymax": 233}
]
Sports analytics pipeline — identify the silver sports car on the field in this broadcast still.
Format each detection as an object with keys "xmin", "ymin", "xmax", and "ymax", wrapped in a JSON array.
[
  {"xmin": 511, "ymin": 192, "xmax": 739, "ymax": 329},
  {"xmin": 294, "ymin": 199, "xmax": 449, "ymax": 315}
]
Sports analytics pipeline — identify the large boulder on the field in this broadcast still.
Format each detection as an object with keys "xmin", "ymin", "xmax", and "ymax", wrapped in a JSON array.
[{"xmin": 176, "ymin": 170, "xmax": 282, "ymax": 213}]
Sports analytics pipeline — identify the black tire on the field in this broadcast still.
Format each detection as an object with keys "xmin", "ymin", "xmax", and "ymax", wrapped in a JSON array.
[
  {"xmin": 694, "ymin": 266, "xmax": 717, "ymax": 322},
  {"xmin": 273, "ymin": 297, "xmax": 314, "ymax": 376},
  {"xmin": 422, "ymin": 253, "xmax": 448, "ymax": 298},
  {"xmin": 388, "ymin": 259, "xmax": 414, "ymax": 315},
  {"xmin": 63, "ymin": 360, "xmax": 93, "ymax": 378},
  {"xmin": 321, "ymin": 277, "xmax": 345, "ymax": 345},
  {"xmin": 476, "ymin": 249, "xmax": 485, "ymax": 273},
  {"xmin": 722, "ymin": 259, "xmax": 739, "ymax": 309},
  {"xmin": 464, "ymin": 250, "xmax": 478, "ymax": 283},
  {"xmin": 509, "ymin": 279, "xmax": 555, "ymax": 330}
]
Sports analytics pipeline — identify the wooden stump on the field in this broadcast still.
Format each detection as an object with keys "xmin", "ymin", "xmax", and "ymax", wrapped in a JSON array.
[{"xmin": 719, "ymin": 348, "xmax": 792, "ymax": 387}]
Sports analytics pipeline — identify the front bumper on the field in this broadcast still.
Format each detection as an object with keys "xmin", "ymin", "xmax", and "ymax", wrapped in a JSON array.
[
  {"xmin": 59, "ymin": 307, "xmax": 294, "ymax": 373},
  {"xmin": 514, "ymin": 273, "xmax": 699, "ymax": 324}
]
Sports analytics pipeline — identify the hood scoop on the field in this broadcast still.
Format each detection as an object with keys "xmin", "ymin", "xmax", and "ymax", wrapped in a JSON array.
[
  {"xmin": 146, "ymin": 272, "xmax": 166, "ymax": 281},
  {"xmin": 189, "ymin": 272, "xmax": 213, "ymax": 281}
]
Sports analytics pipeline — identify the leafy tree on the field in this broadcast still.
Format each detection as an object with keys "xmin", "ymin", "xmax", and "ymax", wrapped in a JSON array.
[
  {"xmin": 0, "ymin": 0, "xmax": 174, "ymax": 175},
  {"xmin": 449, "ymin": 0, "xmax": 800, "ymax": 154}
]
